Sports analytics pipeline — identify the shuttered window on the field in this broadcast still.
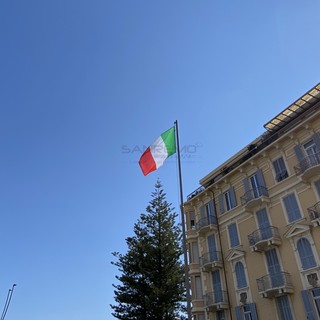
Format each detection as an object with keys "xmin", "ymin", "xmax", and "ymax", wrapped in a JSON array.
[
  {"xmin": 301, "ymin": 290, "xmax": 317, "ymax": 320},
  {"xmin": 273, "ymin": 157, "xmax": 288, "ymax": 182},
  {"xmin": 191, "ymin": 242, "xmax": 199, "ymax": 264},
  {"xmin": 228, "ymin": 223, "xmax": 240, "ymax": 248},
  {"xmin": 297, "ymin": 238, "xmax": 317, "ymax": 270},
  {"xmin": 276, "ymin": 295, "xmax": 293, "ymax": 320},
  {"xmin": 235, "ymin": 261, "xmax": 247, "ymax": 289},
  {"xmin": 219, "ymin": 187, "xmax": 237, "ymax": 214},
  {"xmin": 200, "ymin": 200, "xmax": 217, "ymax": 225},
  {"xmin": 235, "ymin": 304, "xmax": 258, "ymax": 320},
  {"xmin": 283, "ymin": 193, "xmax": 301, "ymax": 223},
  {"xmin": 195, "ymin": 276, "xmax": 202, "ymax": 299},
  {"xmin": 315, "ymin": 180, "xmax": 320, "ymax": 198}
]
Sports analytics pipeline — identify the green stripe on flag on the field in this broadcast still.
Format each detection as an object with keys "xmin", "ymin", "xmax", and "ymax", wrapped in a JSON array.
[{"xmin": 161, "ymin": 127, "xmax": 176, "ymax": 156}]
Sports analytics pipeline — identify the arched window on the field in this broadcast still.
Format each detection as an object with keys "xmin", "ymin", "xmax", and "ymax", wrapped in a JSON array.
[
  {"xmin": 297, "ymin": 238, "xmax": 317, "ymax": 270},
  {"xmin": 235, "ymin": 261, "xmax": 247, "ymax": 289}
]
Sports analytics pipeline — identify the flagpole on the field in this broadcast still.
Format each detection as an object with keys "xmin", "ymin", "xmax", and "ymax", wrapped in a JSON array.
[{"xmin": 174, "ymin": 120, "xmax": 192, "ymax": 320}]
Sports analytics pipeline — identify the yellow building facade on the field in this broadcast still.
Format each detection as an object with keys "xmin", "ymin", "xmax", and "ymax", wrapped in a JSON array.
[{"xmin": 184, "ymin": 83, "xmax": 320, "ymax": 320}]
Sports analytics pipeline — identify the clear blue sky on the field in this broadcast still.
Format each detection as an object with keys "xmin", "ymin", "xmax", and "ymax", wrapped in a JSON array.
[{"xmin": 0, "ymin": 0, "xmax": 319, "ymax": 319}]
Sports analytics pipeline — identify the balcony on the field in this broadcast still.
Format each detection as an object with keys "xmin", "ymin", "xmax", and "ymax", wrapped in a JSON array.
[
  {"xmin": 196, "ymin": 215, "xmax": 217, "ymax": 235},
  {"xmin": 248, "ymin": 226, "xmax": 281, "ymax": 252},
  {"xmin": 200, "ymin": 251, "xmax": 223, "ymax": 272},
  {"xmin": 257, "ymin": 272, "xmax": 293, "ymax": 298},
  {"xmin": 241, "ymin": 186, "xmax": 269, "ymax": 210},
  {"xmin": 308, "ymin": 201, "xmax": 320, "ymax": 227},
  {"xmin": 294, "ymin": 152, "xmax": 320, "ymax": 181},
  {"xmin": 204, "ymin": 291, "xmax": 229, "ymax": 311},
  {"xmin": 191, "ymin": 299, "xmax": 204, "ymax": 313}
]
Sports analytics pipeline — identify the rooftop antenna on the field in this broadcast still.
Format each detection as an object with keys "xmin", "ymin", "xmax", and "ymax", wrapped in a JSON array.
[{"xmin": 1, "ymin": 284, "xmax": 16, "ymax": 320}]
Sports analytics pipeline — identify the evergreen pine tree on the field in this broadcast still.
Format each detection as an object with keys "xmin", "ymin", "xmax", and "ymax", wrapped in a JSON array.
[{"xmin": 111, "ymin": 180, "xmax": 186, "ymax": 320}]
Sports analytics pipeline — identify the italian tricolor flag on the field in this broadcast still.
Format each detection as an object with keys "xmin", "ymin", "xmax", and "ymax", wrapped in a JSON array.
[{"xmin": 139, "ymin": 127, "xmax": 176, "ymax": 176}]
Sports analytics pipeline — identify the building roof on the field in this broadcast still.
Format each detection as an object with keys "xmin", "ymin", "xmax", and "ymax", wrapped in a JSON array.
[{"xmin": 264, "ymin": 83, "xmax": 320, "ymax": 132}]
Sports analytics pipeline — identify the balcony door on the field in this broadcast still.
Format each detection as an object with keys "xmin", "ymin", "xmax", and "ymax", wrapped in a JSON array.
[
  {"xmin": 212, "ymin": 270, "xmax": 223, "ymax": 303},
  {"xmin": 256, "ymin": 208, "xmax": 272, "ymax": 240},
  {"xmin": 304, "ymin": 139, "xmax": 320, "ymax": 166},
  {"xmin": 208, "ymin": 234, "xmax": 218, "ymax": 262},
  {"xmin": 265, "ymin": 248, "xmax": 282, "ymax": 287},
  {"xmin": 250, "ymin": 174, "xmax": 261, "ymax": 198}
]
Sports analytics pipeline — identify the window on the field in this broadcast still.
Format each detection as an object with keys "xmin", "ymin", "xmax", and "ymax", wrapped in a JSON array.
[
  {"xmin": 283, "ymin": 193, "xmax": 302, "ymax": 223},
  {"xmin": 250, "ymin": 173, "xmax": 261, "ymax": 197},
  {"xmin": 235, "ymin": 261, "xmax": 247, "ymax": 289},
  {"xmin": 189, "ymin": 211, "xmax": 195, "ymax": 230},
  {"xmin": 265, "ymin": 248, "xmax": 283, "ymax": 287},
  {"xmin": 225, "ymin": 190, "xmax": 232, "ymax": 211},
  {"xmin": 315, "ymin": 180, "xmax": 320, "ymax": 198},
  {"xmin": 256, "ymin": 208, "xmax": 272, "ymax": 240},
  {"xmin": 242, "ymin": 169, "xmax": 267, "ymax": 201},
  {"xmin": 190, "ymin": 242, "xmax": 199, "ymax": 264},
  {"xmin": 294, "ymin": 133, "xmax": 320, "ymax": 172},
  {"xmin": 297, "ymin": 238, "xmax": 317, "ymax": 270},
  {"xmin": 207, "ymin": 234, "xmax": 218, "ymax": 262},
  {"xmin": 276, "ymin": 295, "xmax": 293, "ymax": 320},
  {"xmin": 200, "ymin": 200, "xmax": 216, "ymax": 226},
  {"xmin": 216, "ymin": 310, "xmax": 226, "ymax": 320},
  {"xmin": 273, "ymin": 157, "xmax": 288, "ymax": 182},
  {"xmin": 228, "ymin": 223, "xmax": 240, "ymax": 248},
  {"xmin": 212, "ymin": 270, "xmax": 223, "ymax": 303},
  {"xmin": 304, "ymin": 139, "xmax": 320, "ymax": 166},
  {"xmin": 219, "ymin": 187, "xmax": 237, "ymax": 214},
  {"xmin": 302, "ymin": 289, "xmax": 320, "ymax": 319},
  {"xmin": 235, "ymin": 304, "xmax": 258, "ymax": 320},
  {"xmin": 312, "ymin": 288, "xmax": 320, "ymax": 317},
  {"xmin": 195, "ymin": 276, "xmax": 202, "ymax": 300},
  {"xmin": 243, "ymin": 304, "xmax": 253, "ymax": 320}
]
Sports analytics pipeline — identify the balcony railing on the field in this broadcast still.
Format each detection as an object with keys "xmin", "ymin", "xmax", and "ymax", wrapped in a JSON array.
[
  {"xmin": 248, "ymin": 226, "xmax": 281, "ymax": 251},
  {"xmin": 294, "ymin": 152, "xmax": 320, "ymax": 176},
  {"xmin": 187, "ymin": 185, "xmax": 205, "ymax": 200},
  {"xmin": 200, "ymin": 251, "xmax": 222, "ymax": 271},
  {"xmin": 196, "ymin": 215, "xmax": 217, "ymax": 234},
  {"xmin": 240, "ymin": 186, "xmax": 269, "ymax": 208},
  {"xmin": 308, "ymin": 201, "xmax": 320, "ymax": 221},
  {"xmin": 204, "ymin": 291, "xmax": 228, "ymax": 310},
  {"xmin": 257, "ymin": 272, "xmax": 293, "ymax": 298}
]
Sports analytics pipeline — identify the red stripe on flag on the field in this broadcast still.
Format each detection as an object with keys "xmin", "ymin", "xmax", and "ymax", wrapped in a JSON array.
[{"xmin": 139, "ymin": 147, "xmax": 157, "ymax": 176}]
